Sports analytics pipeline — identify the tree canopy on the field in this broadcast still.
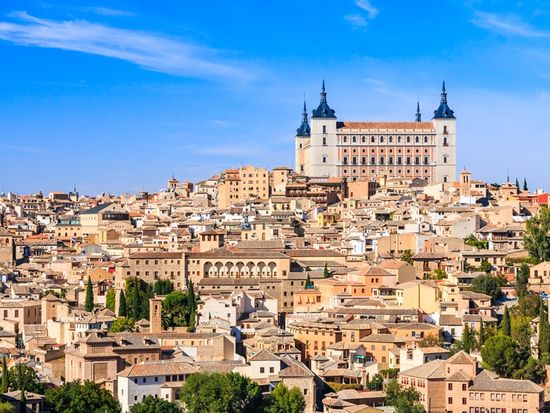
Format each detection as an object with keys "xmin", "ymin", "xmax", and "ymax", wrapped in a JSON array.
[
  {"xmin": 7, "ymin": 364, "xmax": 44, "ymax": 394},
  {"xmin": 130, "ymin": 395, "xmax": 181, "ymax": 413},
  {"xmin": 105, "ymin": 288, "xmax": 116, "ymax": 312},
  {"xmin": 264, "ymin": 383, "xmax": 306, "ymax": 413},
  {"xmin": 179, "ymin": 372, "xmax": 263, "ymax": 413},
  {"xmin": 45, "ymin": 380, "xmax": 121, "ymax": 413},
  {"xmin": 472, "ymin": 275, "xmax": 502, "ymax": 302},
  {"xmin": 110, "ymin": 317, "xmax": 136, "ymax": 333},
  {"xmin": 524, "ymin": 206, "xmax": 550, "ymax": 262},
  {"xmin": 481, "ymin": 335, "xmax": 520, "ymax": 377},
  {"xmin": 385, "ymin": 380, "xmax": 425, "ymax": 413}
]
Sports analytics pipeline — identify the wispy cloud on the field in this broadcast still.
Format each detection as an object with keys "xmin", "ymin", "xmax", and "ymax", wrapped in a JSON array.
[
  {"xmin": 345, "ymin": 0, "xmax": 379, "ymax": 30},
  {"xmin": 344, "ymin": 14, "xmax": 368, "ymax": 29},
  {"xmin": 0, "ymin": 12, "xmax": 252, "ymax": 81},
  {"xmin": 82, "ymin": 7, "xmax": 135, "ymax": 17},
  {"xmin": 355, "ymin": 0, "xmax": 379, "ymax": 19},
  {"xmin": 471, "ymin": 11, "xmax": 550, "ymax": 38}
]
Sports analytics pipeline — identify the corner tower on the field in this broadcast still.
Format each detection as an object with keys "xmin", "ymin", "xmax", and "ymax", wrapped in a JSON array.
[
  {"xmin": 432, "ymin": 81, "xmax": 457, "ymax": 183},
  {"xmin": 295, "ymin": 99, "xmax": 311, "ymax": 174}
]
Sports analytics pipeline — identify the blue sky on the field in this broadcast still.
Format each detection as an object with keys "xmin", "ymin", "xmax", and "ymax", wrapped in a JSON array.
[{"xmin": 1, "ymin": 0, "xmax": 550, "ymax": 195}]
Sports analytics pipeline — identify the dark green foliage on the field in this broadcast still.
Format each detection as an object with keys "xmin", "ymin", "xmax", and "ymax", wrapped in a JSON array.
[
  {"xmin": 153, "ymin": 280, "xmax": 174, "ymax": 296},
  {"xmin": 478, "ymin": 260, "xmax": 494, "ymax": 274},
  {"xmin": 1, "ymin": 357, "xmax": 8, "ymax": 393},
  {"xmin": 305, "ymin": 274, "xmax": 313, "ymax": 289},
  {"xmin": 385, "ymin": 380, "xmax": 426, "ymax": 413},
  {"xmin": 8, "ymin": 364, "xmax": 44, "ymax": 394},
  {"xmin": 513, "ymin": 356, "xmax": 546, "ymax": 384},
  {"xmin": 323, "ymin": 262, "xmax": 331, "ymax": 278},
  {"xmin": 45, "ymin": 380, "xmax": 120, "ymax": 413},
  {"xmin": 523, "ymin": 178, "xmax": 528, "ymax": 192},
  {"xmin": 264, "ymin": 383, "xmax": 306, "ymax": 413},
  {"xmin": 109, "ymin": 317, "xmax": 135, "ymax": 333},
  {"xmin": 400, "ymin": 250, "xmax": 414, "ymax": 265},
  {"xmin": 105, "ymin": 288, "xmax": 116, "ymax": 312},
  {"xmin": 179, "ymin": 372, "xmax": 263, "ymax": 413},
  {"xmin": 84, "ymin": 276, "xmax": 94, "ymax": 312},
  {"xmin": 125, "ymin": 278, "xmax": 153, "ymax": 320},
  {"xmin": 130, "ymin": 395, "xmax": 181, "ymax": 413},
  {"xmin": 367, "ymin": 373, "xmax": 383, "ymax": 391},
  {"xmin": 515, "ymin": 264, "xmax": 529, "ymax": 298},
  {"xmin": 524, "ymin": 206, "xmax": 550, "ymax": 263},
  {"xmin": 538, "ymin": 299, "xmax": 550, "ymax": 357},
  {"xmin": 472, "ymin": 275, "xmax": 502, "ymax": 302},
  {"xmin": 501, "ymin": 306, "xmax": 511, "ymax": 337},
  {"xmin": 510, "ymin": 294, "xmax": 540, "ymax": 319},
  {"xmin": 379, "ymin": 368, "xmax": 400, "ymax": 379},
  {"xmin": 515, "ymin": 178, "xmax": 520, "ymax": 189},
  {"xmin": 481, "ymin": 335, "xmax": 520, "ymax": 377},
  {"xmin": 118, "ymin": 290, "xmax": 127, "ymax": 317}
]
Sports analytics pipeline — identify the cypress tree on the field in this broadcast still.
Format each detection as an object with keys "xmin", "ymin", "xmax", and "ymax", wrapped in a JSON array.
[
  {"xmin": 478, "ymin": 322, "xmax": 485, "ymax": 348},
  {"xmin": 462, "ymin": 324, "xmax": 473, "ymax": 353},
  {"xmin": 1, "ymin": 357, "xmax": 8, "ymax": 393},
  {"xmin": 84, "ymin": 276, "xmax": 94, "ymax": 312},
  {"xmin": 515, "ymin": 178, "xmax": 520, "ymax": 189},
  {"xmin": 118, "ymin": 290, "xmax": 127, "ymax": 317},
  {"xmin": 523, "ymin": 178, "xmax": 528, "ymax": 192},
  {"xmin": 538, "ymin": 299, "xmax": 550, "ymax": 357},
  {"xmin": 305, "ymin": 274, "xmax": 313, "ymax": 289},
  {"xmin": 501, "ymin": 306, "xmax": 511, "ymax": 337},
  {"xmin": 323, "ymin": 262, "xmax": 330, "ymax": 278}
]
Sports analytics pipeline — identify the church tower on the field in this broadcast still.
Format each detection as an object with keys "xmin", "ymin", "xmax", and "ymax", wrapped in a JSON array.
[
  {"xmin": 308, "ymin": 81, "xmax": 338, "ymax": 177},
  {"xmin": 295, "ymin": 99, "xmax": 311, "ymax": 174},
  {"xmin": 432, "ymin": 81, "xmax": 457, "ymax": 183}
]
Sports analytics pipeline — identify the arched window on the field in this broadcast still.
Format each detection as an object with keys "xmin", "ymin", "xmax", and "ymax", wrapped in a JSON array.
[
  {"xmin": 322, "ymin": 137, "xmax": 327, "ymax": 146},
  {"xmin": 371, "ymin": 136, "xmax": 375, "ymax": 143},
  {"xmin": 380, "ymin": 136, "xmax": 384, "ymax": 143},
  {"xmin": 323, "ymin": 125, "xmax": 327, "ymax": 133},
  {"xmin": 443, "ymin": 155, "xmax": 448, "ymax": 164},
  {"xmin": 352, "ymin": 136, "xmax": 356, "ymax": 143},
  {"xmin": 406, "ymin": 136, "xmax": 411, "ymax": 143},
  {"xmin": 343, "ymin": 136, "xmax": 347, "ymax": 143},
  {"xmin": 322, "ymin": 155, "xmax": 327, "ymax": 163},
  {"xmin": 415, "ymin": 136, "xmax": 419, "ymax": 143},
  {"xmin": 389, "ymin": 136, "xmax": 393, "ymax": 143}
]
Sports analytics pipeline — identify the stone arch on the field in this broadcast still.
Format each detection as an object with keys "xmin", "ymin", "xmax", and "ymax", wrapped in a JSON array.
[{"xmin": 268, "ymin": 261, "xmax": 277, "ymax": 277}]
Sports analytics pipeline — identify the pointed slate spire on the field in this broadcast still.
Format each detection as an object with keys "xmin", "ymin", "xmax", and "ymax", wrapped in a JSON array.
[
  {"xmin": 415, "ymin": 101, "xmax": 422, "ymax": 122},
  {"xmin": 312, "ymin": 80, "xmax": 336, "ymax": 119},
  {"xmin": 296, "ymin": 96, "xmax": 311, "ymax": 136},
  {"xmin": 433, "ymin": 80, "xmax": 455, "ymax": 119}
]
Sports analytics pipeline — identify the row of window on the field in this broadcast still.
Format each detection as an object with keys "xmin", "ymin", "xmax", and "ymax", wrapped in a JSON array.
[
  {"xmin": 339, "ymin": 156, "xmax": 433, "ymax": 165},
  {"xmin": 341, "ymin": 135, "xmax": 432, "ymax": 144}
]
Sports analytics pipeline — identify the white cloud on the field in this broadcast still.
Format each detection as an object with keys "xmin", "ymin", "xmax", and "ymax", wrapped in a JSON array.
[
  {"xmin": 83, "ymin": 7, "xmax": 135, "ymax": 17},
  {"xmin": 345, "ymin": 14, "xmax": 368, "ymax": 29},
  {"xmin": 355, "ymin": 0, "xmax": 379, "ymax": 19},
  {"xmin": 0, "ymin": 12, "xmax": 251, "ymax": 80},
  {"xmin": 471, "ymin": 11, "xmax": 550, "ymax": 38}
]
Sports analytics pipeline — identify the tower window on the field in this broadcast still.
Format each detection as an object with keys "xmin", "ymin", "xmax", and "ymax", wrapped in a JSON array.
[
  {"xmin": 322, "ymin": 137, "xmax": 327, "ymax": 146},
  {"xmin": 407, "ymin": 137, "xmax": 411, "ymax": 143},
  {"xmin": 443, "ymin": 125, "xmax": 448, "ymax": 134},
  {"xmin": 415, "ymin": 136, "xmax": 419, "ymax": 143},
  {"xmin": 424, "ymin": 136, "xmax": 428, "ymax": 143},
  {"xmin": 443, "ymin": 156, "xmax": 448, "ymax": 164},
  {"xmin": 380, "ymin": 136, "xmax": 384, "ymax": 143},
  {"xmin": 398, "ymin": 136, "xmax": 402, "ymax": 143},
  {"xmin": 371, "ymin": 137, "xmax": 375, "ymax": 143},
  {"xmin": 323, "ymin": 125, "xmax": 327, "ymax": 133},
  {"xmin": 389, "ymin": 136, "xmax": 393, "ymax": 143},
  {"xmin": 322, "ymin": 156, "xmax": 327, "ymax": 163},
  {"xmin": 443, "ymin": 137, "xmax": 448, "ymax": 146},
  {"xmin": 352, "ymin": 136, "xmax": 356, "ymax": 143},
  {"xmin": 343, "ymin": 136, "xmax": 347, "ymax": 143},
  {"xmin": 362, "ymin": 136, "xmax": 366, "ymax": 143}
]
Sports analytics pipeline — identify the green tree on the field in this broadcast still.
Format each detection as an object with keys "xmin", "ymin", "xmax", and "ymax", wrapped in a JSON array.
[
  {"xmin": 523, "ymin": 178, "xmax": 528, "ymax": 192},
  {"xmin": 130, "ymin": 395, "xmax": 181, "ymax": 413},
  {"xmin": 109, "ymin": 317, "xmax": 136, "ymax": 333},
  {"xmin": 515, "ymin": 177, "xmax": 520, "ymax": 189},
  {"xmin": 538, "ymin": 299, "xmax": 550, "ymax": 357},
  {"xmin": 304, "ymin": 274, "xmax": 313, "ymax": 289},
  {"xmin": 153, "ymin": 280, "xmax": 174, "ymax": 296},
  {"xmin": 400, "ymin": 250, "xmax": 414, "ymax": 265},
  {"xmin": 0, "ymin": 403, "xmax": 14, "ymax": 413},
  {"xmin": 1, "ymin": 357, "xmax": 8, "ymax": 393},
  {"xmin": 264, "ymin": 383, "xmax": 305, "ymax": 413},
  {"xmin": 162, "ymin": 291, "xmax": 190, "ymax": 329},
  {"xmin": 524, "ymin": 206, "xmax": 550, "ymax": 263},
  {"xmin": 179, "ymin": 372, "xmax": 263, "ymax": 413},
  {"xmin": 510, "ymin": 294, "xmax": 540, "ymax": 319},
  {"xmin": 84, "ymin": 276, "xmax": 94, "ymax": 312},
  {"xmin": 8, "ymin": 364, "xmax": 44, "ymax": 394},
  {"xmin": 462, "ymin": 324, "xmax": 477, "ymax": 353},
  {"xmin": 515, "ymin": 264, "xmax": 529, "ymax": 298},
  {"xmin": 513, "ymin": 356, "xmax": 546, "ymax": 384},
  {"xmin": 125, "ymin": 278, "xmax": 153, "ymax": 320},
  {"xmin": 511, "ymin": 315, "xmax": 532, "ymax": 356},
  {"xmin": 478, "ymin": 322, "xmax": 486, "ymax": 347},
  {"xmin": 118, "ymin": 290, "xmax": 127, "ymax": 317},
  {"xmin": 385, "ymin": 380, "xmax": 425, "ymax": 413},
  {"xmin": 105, "ymin": 288, "xmax": 116, "ymax": 312},
  {"xmin": 501, "ymin": 306, "xmax": 511, "ymax": 337},
  {"xmin": 323, "ymin": 262, "xmax": 331, "ymax": 278},
  {"xmin": 481, "ymin": 335, "xmax": 520, "ymax": 377},
  {"xmin": 472, "ymin": 275, "xmax": 502, "ymax": 302},
  {"xmin": 367, "ymin": 373, "xmax": 384, "ymax": 391},
  {"xmin": 478, "ymin": 260, "xmax": 494, "ymax": 274},
  {"xmin": 45, "ymin": 380, "xmax": 120, "ymax": 413}
]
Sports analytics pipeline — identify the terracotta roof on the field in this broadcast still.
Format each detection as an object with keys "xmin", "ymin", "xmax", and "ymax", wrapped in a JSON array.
[{"xmin": 337, "ymin": 121, "xmax": 435, "ymax": 131}]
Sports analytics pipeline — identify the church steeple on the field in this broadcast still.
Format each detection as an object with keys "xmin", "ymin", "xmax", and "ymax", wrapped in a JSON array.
[
  {"xmin": 296, "ymin": 98, "xmax": 311, "ymax": 136},
  {"xmin": 415, "ymin": 101, "xmax": 422, "ymax": 122},
  {"xmin": 433, "ymin": 80, "xmax": 455, "ymax": 119},
  {"xmin": 312, "ymin": 80, "xmax": 336, "ymax": 119}
]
